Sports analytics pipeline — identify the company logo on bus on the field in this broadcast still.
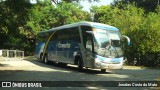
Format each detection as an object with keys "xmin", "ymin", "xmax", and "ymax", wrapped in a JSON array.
[{"xmin": 58, "ymin": 42, "xmax": 71, "ymax": 48}]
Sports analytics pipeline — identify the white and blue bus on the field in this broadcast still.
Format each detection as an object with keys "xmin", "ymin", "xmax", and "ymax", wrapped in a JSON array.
[{"xmin": 35, "ymin": 21, "xmax": 130, "ymax": 72}]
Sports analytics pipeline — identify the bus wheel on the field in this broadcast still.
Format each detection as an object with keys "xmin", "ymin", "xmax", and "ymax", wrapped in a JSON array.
[
  {"xmin": 101, "ymin": 69, "xmax": 106, "ymax": 72},
  {"xmin": 77, "ymin": 58, "xmax": 83, "ymax": 71},
  {"xmin": 44, "ymin": 55, "xmax": 49, "ymax": 64},
  {"xmin": 40, "ymin": 53, "xmax": 43, "ymax": 62}
]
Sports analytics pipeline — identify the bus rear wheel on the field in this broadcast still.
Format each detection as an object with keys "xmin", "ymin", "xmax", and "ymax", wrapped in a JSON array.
[
  {"xmin": 101, "ymin": 69, "xmax": 106, "ymax": 72},
  {"xmin": 77, "ymin": 58, "xmax": 83, "ymax": 71},
  {"xmin": 40, "ymin": 53, "xmax": 43, "ymax": 62}
]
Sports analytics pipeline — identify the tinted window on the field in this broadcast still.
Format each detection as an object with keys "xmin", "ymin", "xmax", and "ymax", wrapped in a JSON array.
[
  {"xmin": 81, "ymin": 26, "xmax": 92, "ymax": 47},
  {"xmin": 51, "ymin": 27, "xmax": 80, "ymax": 42}
]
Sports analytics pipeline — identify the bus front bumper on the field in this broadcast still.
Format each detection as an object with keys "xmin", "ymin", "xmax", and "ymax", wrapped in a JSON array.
[{"xmin": 94, "ymin": 57, "xmax": 123, "ymax": 69}]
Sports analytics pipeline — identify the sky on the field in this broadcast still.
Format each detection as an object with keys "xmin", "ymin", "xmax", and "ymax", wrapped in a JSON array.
[
  {"xmin": 80, "ymin": 0, "xmax": 114, "ymax": 12},
  {"xmin": 30, "ymin": 0, "xmax": 114, "ymax": 12}
]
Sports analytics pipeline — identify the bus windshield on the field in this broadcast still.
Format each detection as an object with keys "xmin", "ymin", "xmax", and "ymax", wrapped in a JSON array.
[{"xmin": 94, "ymin": 29, "xmax": 123, "ymax": 58}]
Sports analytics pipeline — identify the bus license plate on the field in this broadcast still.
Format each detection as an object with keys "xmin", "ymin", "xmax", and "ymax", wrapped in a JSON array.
[{"xmin": 108, "ymin": 65, "xmax": 113, "ymax": 69}]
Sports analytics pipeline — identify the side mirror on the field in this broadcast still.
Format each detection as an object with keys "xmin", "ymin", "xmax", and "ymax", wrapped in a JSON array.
[{"xmin": 122, "ymin": 35, "xmax": 130, "ymax": 46}]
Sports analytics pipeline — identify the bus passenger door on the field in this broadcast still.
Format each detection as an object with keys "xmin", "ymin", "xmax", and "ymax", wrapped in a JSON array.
[{"xmin": 85, "ymin": 33, "xmax": 94, "ymax": 68}]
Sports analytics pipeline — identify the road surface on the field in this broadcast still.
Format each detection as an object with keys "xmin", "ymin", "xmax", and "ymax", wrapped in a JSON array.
[{"xmin": 0, "ymin": 57, "xmax": 159, "ymax": 90}]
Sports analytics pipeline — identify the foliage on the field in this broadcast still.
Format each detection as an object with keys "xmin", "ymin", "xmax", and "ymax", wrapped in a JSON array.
[
  {"xmin": 0, "ymin": 0, "xmax": 32, "ymax": 51},
  {"xmin": 51, "ymin": 0, "xmax": 99, "ymax": 4},
  {"xmin": 51, "ymin": 1, "xmax": 90, "ymax": 26},
  {"xmin": 0, "ymin": 0, "xmax": 90, "ymax": 55},
  {"xmin": 91, "ymin": 4, "xmax": 160, "ymax": 66},
  {"xmin": 0, "ymin": 0, "xmax": 160, "ymax": 67},
  {"xmin": 112, "ymin": 0, "xmax": 160, "ymax": 12}
]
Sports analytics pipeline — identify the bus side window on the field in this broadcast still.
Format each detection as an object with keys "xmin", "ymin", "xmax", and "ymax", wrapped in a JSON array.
[
  {"xmin": 86, "ymin": 36, "xmax": 92, "ymax": 51},
  {"xmin": 81, "ymin": 26, "xmax": 92, "ymax": 48}
]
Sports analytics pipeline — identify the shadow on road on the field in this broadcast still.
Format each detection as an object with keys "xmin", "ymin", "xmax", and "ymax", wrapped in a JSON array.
[
  {"xmin": 0, "ymin": 63, "xmax": 11, "ymax": 67},
  {"xmin": 0, "ymin": 70, "xmax": 158, "ymax": 90},
  {"xmin": 24, "ymin": 59, "xmax": 113, "ymax": 75},
  {"xmin": 23, "ymin": 58, "xmax": 160, "ymax": 76},
  {"xmin": 0, "ymin": 58, "xmax": 159, "ymax": 90}
]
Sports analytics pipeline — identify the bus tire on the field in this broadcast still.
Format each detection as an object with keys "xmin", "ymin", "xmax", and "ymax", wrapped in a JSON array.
[
  {"xmin": 101, "ymin": 69, "xmax": 106, "ymax": 72},
  {"xmin": 77, "ymin": 58, "xmax": 83, "ymax": 71},
  {"xmin": 40, "ymin": 53, "xmax": 43, "ymax": 62}
]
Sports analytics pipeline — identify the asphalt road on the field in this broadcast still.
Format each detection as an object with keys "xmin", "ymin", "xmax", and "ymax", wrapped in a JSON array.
[{"xmin": 0, "ymin": 58, "xmax": 159, "ymax": 90}]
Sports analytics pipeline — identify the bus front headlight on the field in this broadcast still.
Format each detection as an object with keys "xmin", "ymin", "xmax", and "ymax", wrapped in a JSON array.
[{"xmin": 95, "ymin": 58, "xmax": 101, "ymax": 67}]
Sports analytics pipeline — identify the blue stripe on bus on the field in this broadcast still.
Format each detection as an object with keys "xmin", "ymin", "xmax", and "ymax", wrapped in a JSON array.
[
  {"xmin": 95, "ymin": 55, "xmax": 123, "ymax": 62},
  {"xmin": 93, "ymin": 25, "xmax": 119, "ymax": 31},
  {"xmin": 95, "ymin": 55, "xmax": 106, "ymax": 61}
]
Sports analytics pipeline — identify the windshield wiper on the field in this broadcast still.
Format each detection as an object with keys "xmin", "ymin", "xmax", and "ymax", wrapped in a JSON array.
[
  {"xmin": 103, "ymin": 43, "xmax": 111, "ymax": 57},
  {"xmin": 103, "ymin": 40, "xmax": 119, "ymax": 58},
  {"xmin": 110, "ymin": 40, "xmax": 119, "ymax": 58}
]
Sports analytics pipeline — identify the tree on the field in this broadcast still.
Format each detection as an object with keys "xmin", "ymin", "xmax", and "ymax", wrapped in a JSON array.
[
  {"xmin": 112, "ymin": 0, "xmax": 160, "ymax": 12},
  {"xmin": 90, "ymin": 3, "xmax": 160, "ymax": 66},
  {"xmin": 0, "ymin": 0, "xmax": 90, "ymax": 55},
  {"xmin": 54, "ymin": 1, "xmax": 90, "ymax": 26},
  {"xmin": 51, "ymin": 0, "xmax": 99, "ymax": 4},
  {"xmin": 0, "ymin": 0, "xmax": 33, "ymax": 51}
]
